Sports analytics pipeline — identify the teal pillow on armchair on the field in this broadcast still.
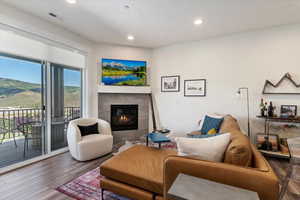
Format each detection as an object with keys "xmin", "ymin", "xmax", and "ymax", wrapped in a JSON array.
[{"xmin": 200, "ymin": 115, "xmax": 224, "ymax": 134}]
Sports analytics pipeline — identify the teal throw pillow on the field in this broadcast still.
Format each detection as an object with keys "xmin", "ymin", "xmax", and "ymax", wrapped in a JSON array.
[{"xmin": 200, "ymin": 115, "xmax": 224, "ymax": 134}]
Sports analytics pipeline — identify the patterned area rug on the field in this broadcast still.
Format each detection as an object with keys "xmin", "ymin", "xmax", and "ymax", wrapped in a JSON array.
[
  {"xmin": 56, "ymin": 143, "xmax": 177, "ymax": 200},
  {"xmin": 56, "ymin": 167, "xmax": 130, "ymax": 200}
]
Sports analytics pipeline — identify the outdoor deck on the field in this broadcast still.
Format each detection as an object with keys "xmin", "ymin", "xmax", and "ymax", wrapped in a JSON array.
[
  {"xmin": 0, "ymin": 107, "xmax": 79, "ymax": 169},
  {"xmin": 0, "ymin": 138, "xmax": 42, "ymax": 168}
]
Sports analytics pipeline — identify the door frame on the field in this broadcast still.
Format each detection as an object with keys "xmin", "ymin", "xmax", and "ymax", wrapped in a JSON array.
[{"xmin": 0, "ymin": 52, "xmax": 84, "ymax": 174}]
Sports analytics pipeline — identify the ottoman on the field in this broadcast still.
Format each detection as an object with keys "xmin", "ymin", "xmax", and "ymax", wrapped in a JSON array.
[{"xmin": 100, "ymin": 145, "xmax": 176, "ymax": 199}]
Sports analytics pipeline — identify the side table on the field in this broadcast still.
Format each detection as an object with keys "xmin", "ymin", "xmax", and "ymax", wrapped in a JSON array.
[
  {"xmin": 146, "ymin": 132, "xmax": 171, "ymax": 148},
  {"xmin": 167, "ymin": 173, "xmax": 260, "ymax": 200}
]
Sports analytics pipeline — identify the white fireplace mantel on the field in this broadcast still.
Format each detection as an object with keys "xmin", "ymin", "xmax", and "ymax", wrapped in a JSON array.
[{"xmin": 98, "ymin": 85, "xmax": 152, "ymax": 94}]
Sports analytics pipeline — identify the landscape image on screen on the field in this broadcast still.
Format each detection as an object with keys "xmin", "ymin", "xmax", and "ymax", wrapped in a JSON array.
[{"xmin": 101, "ymin": 58, "xmax": 147, "ymax": 86}]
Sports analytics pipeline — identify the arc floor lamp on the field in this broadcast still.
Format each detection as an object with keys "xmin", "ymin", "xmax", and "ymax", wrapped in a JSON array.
[{"xmin": 237, "ymin": 87, "xmax": 251, "ymax": 137}]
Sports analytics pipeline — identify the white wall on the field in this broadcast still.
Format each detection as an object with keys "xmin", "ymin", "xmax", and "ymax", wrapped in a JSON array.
[
  {"xmin": 152, "ymin": 24, "xmax": 300, "ymax": 139},
  {"xmin": 89, "ymin": 44, "xmax": 153, "ymax": 118}
]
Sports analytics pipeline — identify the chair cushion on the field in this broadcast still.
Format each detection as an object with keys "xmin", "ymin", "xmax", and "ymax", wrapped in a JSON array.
[
  {"xmin": 77, "ymin": 123, "xmax": 99, "ymax": 136},
  {"xmin": 77, "ymin": 134, "xmax": 113, "ymax": 161},
  {"xmin": 100, "ymin": 145, "xmax": 176, "ymax": 195}
]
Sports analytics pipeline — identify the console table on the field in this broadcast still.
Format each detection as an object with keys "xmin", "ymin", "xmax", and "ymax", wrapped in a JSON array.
[
  {"xmin": 167, "ymin": 173, "xmax": 260, "ymax": 200},
  {"xmin": 257, "ymin": 116, "xmax": 300, "ymax": 135}
]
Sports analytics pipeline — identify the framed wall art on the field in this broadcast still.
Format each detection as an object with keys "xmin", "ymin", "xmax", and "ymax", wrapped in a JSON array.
[
  {"xmin": 161, "ymin": 75, "xmax": 180, "ymax": 92},
  {"xmin": 184, "ymin": 79, "xmax": 206, "ymax": 97},
  {"xmin": 280, "ymin": 105, "xmax": 297, "ymax": 118}
]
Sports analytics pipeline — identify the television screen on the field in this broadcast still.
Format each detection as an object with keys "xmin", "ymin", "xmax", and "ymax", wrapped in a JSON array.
[{"xmin": 101, "ymin": 58, "xmax": 147, "ymax": 86}]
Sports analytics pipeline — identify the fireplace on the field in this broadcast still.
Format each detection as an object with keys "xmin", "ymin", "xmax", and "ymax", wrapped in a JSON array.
[{"xmin": 111, "ymin": 105, "xmax": 138, "ymax": 131}]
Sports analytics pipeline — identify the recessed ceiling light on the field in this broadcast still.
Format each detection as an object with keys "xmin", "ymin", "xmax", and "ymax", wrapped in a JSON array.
[
  {"xmin": 194, "ymin": 19, "xmax": 203, "ymax": 26},
  {"xmin": 66, "ymin": 0, "xmax": 77, "ymax": 4},
  {"xmin": 127, "ymin": 35, "xmax": 135, "ymax": 41}
]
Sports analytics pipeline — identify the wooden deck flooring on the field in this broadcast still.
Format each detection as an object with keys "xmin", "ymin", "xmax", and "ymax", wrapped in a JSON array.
[
  {"xmin": 0, "ymin": 138, "xmax": 42, "ymax": 168},
  {"xmin": 0, "ymin": 152, "xmax": 299, "ymax": 200}
]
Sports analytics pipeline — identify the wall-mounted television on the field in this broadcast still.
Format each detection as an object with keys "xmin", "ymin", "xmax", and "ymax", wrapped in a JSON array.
[{"xmin": 101, "ymin": 58, "xmax": 147, "ymax": 86}]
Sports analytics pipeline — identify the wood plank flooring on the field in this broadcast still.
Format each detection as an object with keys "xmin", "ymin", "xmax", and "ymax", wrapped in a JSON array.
[
  {"xmin": 0, "ymin": 152, "xmax": 112, "ymax": 200},
  {"xmin": 0, "ymin": 152, "xmax": 299, "ymax": 200}
]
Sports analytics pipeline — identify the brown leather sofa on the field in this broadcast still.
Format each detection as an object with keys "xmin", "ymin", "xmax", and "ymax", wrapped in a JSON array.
[{"xmin": 100, "ymin": 115, "xmax": 279, "ymax": 200}]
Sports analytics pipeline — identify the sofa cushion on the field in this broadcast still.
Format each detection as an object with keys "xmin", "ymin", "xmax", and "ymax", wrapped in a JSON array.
[
  {"xmin": 200, "ymin": 115, "xmax": 224, "ymax": 134},
  {"xmin": 100, "ymin": 145, "xmax": 176, "ymax": 195},
  {"xmin": 175, "ymin": 133, "xmax": 231, "ymax": 162},
  {"xmin": 219, "ymin": 115, "xmax": 241, "ymax": 133},
  {"xmin": 198, "ymin": 114, "xmax": 224, "ymax": 130},
  {"xmin": 220, "ymin": 115, "xmax": 252, "ymax": 167}
]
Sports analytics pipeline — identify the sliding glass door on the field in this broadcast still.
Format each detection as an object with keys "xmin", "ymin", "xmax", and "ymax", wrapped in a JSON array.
[
  {"xmin": 0, "ymin": 53, "xmax": 46, "ymax": 167},
  {"xmin": 0, "ymin": 54, "xmax": 82, "ymax": 169},
  {"xmin": 50, "ymin": 63, "xmax": 81, "ymax": 151}
]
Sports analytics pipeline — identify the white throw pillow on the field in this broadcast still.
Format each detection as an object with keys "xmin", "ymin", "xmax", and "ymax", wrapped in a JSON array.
[
  {"xmin": 198, "ymin": 113, "xmax": 224, "ymax": 130},
  {"xmin": 175, "ymin": 133, "xmax": 231, "ymax": 162}
]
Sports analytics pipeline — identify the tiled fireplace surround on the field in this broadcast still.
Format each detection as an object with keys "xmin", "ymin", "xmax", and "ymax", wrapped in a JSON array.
[{"xmin": 98, "ymin": 93, "xmax": 149, "ymax": 145}]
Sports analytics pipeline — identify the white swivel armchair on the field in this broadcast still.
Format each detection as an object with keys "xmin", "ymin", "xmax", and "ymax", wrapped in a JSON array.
[{"xmin": 67, "ymin": 118, "xmax": 113, "ymax": 161}]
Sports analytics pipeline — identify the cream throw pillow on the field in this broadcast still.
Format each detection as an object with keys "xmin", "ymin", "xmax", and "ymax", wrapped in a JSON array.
[{"xmin": 175, "ymin": 133, "xmax": 231, "ymax": 162}]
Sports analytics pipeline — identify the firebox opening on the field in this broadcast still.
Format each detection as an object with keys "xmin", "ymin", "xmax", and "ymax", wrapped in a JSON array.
[{"xmin": 111, "ymin": 104, "xmax": 138, "ymax": 131}]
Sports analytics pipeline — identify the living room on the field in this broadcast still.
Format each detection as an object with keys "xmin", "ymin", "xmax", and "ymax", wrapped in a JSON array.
[{"xmin": 0, "ymin": 0, "xmax": 300, "ymax": 200}]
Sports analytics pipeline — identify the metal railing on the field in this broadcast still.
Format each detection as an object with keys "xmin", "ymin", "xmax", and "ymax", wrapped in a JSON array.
[{"xmin": 0, "ymin": 107, "xmax": 80, "ymax": 141}]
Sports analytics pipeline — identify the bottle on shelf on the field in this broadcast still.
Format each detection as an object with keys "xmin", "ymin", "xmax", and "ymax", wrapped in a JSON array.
[
  {"xmin": 260, "ymin": 98, "xmax": 265, "ymax": 117},
  {"xmin": 264, "ymin": 102, "xmax": 268, "ymax": 117},
  {"xmin": 268, "ymin": 101, "xmax": 274, "ymax": 117}
]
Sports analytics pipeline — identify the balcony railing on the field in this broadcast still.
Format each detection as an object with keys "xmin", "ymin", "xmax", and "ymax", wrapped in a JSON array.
[{"xmin": 0, "ymin": 107, "xmax": 80, "ymax": 142}]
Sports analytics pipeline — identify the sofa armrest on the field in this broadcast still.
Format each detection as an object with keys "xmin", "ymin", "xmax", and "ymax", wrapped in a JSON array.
[
  {"xmin": 163, "ymin": 156, "xmax": 279, "ymax": 200},
  {"xmin": 67, "ymin": 121, "xmax": 82, "ymax": 142},
  {"xmin": 97, "ymin": 119, "xmax": 112, "ymax": 136},
  {"xmin": 67, "ymin": 121, "xmax": 82, "ymax": 159}
]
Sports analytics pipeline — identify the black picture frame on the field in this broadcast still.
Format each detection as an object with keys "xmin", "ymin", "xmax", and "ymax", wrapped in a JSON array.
[
  {"xmin": 184, "ymin": 79, "xmax": 206, "ymax": 97},
  {"xmin": 161, "ymin": 75, "xmax": 180, "ymax": 92},
  {"xmin": 280, "ymin": 105, "xmax": 297, "ymax": 118}
]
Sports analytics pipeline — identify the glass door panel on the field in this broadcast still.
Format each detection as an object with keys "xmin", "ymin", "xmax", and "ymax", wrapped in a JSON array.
[
  {"xmin": 50, "ymin": 64, "xmax": 81, "ymax": 151},
  {"xmin": 0, "ymin": 54, "xmax": 45, "ymax": 168}
]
